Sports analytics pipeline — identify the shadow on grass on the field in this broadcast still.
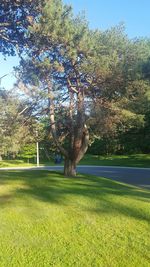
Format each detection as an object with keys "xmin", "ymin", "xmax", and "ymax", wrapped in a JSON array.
[{"xmin": 0, "ymin": 170, "xmax": 150, "ymax": 222}]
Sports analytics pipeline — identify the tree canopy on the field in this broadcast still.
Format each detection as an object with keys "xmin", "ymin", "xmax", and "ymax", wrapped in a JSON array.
[{"xmin": 0, "ymin": 0, "xmax": 43, "ymax": 55}]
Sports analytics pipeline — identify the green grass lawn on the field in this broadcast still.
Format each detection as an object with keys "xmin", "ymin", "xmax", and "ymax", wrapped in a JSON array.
[
  {"xmin": 0, "ymin": 170, "xmax": 150, "ymax": 266},
  {"xmin": 1, "ymin": 154, "xmax": 150, "ymax": 168},
  {"xmin": 0, "ymin": 160, "xmax": 35, "ymax": 168},
  {"xmin": 0, "ymin": 159, "xmax": 55, "ymax": 168},
  {"xmin": 80, "ymin": 153, "xmax": 150, "ymax": 168}
]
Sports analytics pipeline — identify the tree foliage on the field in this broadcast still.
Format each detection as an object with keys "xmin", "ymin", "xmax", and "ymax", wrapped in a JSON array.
[
  {"xmin": 0, "ymin": 0, "xmax": 43, "ymax": 55},
  {"xmin": 0, "ymin": 88, "xmax": 38, "ymax": 159}
]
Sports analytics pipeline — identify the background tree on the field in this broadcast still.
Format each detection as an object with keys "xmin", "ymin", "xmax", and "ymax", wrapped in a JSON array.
[
  {"xmin": 0, "ymin": 88, "xmax": 39, "ymax": 160},
  {"xmin": 89, "ymin": 38, "xmax": 150, "ymax": 155},
  {"xmin": 19, "ymin": 144, "xmax": 36, "ymax": 163}
]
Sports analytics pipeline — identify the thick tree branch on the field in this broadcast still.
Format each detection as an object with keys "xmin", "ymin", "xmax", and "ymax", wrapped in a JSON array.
[{"xmin": 67, "ymin": 78, "xmax": 78, "ymax": 93}]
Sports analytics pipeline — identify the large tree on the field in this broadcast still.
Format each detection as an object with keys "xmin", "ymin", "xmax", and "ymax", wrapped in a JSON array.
[
  {"xmin": 16, "ymin": 0, "xmax": 137, "ymax": 176},
  {"xmin": 2, "ymin": 0, "xmax": 150, "ymax": 174}
]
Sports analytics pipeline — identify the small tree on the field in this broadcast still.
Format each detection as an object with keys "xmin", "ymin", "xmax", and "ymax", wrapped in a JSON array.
[{"xmin": 19, "ymin": 144, "xmax": 36, "ymax": 163}]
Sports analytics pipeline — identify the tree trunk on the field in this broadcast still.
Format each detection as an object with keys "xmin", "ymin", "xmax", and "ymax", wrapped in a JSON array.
[{"xmin": 64, "ymin": 158, "xmax": 76, "ymax": 176}]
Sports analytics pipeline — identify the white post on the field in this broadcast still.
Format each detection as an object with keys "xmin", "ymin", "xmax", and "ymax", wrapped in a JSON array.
[
  {"xmin": 36, "ymin": 130, "xmax": 39, "ymax": 167},
  {"xmin": 37, "ymin": 141, "xmax": 39, "ymax": 167}
]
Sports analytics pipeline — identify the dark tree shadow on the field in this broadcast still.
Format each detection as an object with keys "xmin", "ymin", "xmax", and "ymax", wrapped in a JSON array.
[{"xmin": 0, "ymin": 170, "xmax": 150, "ymax": 222}]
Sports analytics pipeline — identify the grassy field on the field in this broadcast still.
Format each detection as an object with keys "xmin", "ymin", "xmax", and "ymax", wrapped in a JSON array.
[
  {"xmin": 0, "ymin": 159, "xmax": 55, "ymax": 168},
  {"xmin": 1, "ymin": 154, "xmax": 150, "ymax": 168},
  {"xmin": 80, "ymin": 154, "xmax": 150, "ymax": 168},
  {"xmin": 0, "ymin": 170, "xmax": 150, "ymax": 266},
  {"xmin": 0, "ymin": 160, "xmax": 36, "ymax": 168}
]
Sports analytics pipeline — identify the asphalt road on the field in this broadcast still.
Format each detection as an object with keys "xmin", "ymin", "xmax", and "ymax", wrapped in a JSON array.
[
  {"xmin": 77, "ymin": 166, "xmax": 150, "ymax": 190},
  {"xmin": 1, "ymin": 165, "xmax": 150, "ymax": 189}
]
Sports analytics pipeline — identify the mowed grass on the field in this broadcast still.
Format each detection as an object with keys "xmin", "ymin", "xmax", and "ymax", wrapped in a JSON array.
[
  {"xmin": 1, "ymin": 153, "xmax": 150, "ymax": 168},
  {"xmin": 0, "ymin": 159, "xmax": 56, "ymax": 168},
  {"xmin": 0, "ymin": 160, "xmax": 35, "ymax": 168},
  {"xmin": 80, "ymin": 154, "xmax": 150, "ymax": 168},
  {"xmin": 0, "ymin": 170, "xmax": 150, "ymax": 266}
]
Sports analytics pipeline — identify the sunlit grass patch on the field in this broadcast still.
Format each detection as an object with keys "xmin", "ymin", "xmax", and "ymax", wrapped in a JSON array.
[
  {"xmin": 80, "ymin": 153, "xmax": 150, "ymax": 167},
  {"xmin": 0, "ymin": 170, "xmax": 150, "ymax": 266}
]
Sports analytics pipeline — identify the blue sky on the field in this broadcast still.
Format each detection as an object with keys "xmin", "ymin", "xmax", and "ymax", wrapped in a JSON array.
[
  {"xmin": 64, "ymin": 0, "xmax": 150, "ymax": 38},
  {"xmin": 1, "ymin": 0, "xmax": 150, "ymax": 89},
  {"xmin": 0, "ymin": 56, "xmax": 20, "ymax": 89}
]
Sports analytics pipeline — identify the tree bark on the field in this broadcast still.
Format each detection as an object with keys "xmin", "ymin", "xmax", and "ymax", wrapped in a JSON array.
[
  {"xmin": 64, "ymin": 158, "xmax": 76, "ymax": 176},
  {"xmin": 47, "ymin": 81, "xmax": 89, "ymax": 177},
  {"xmin": 75, "ymin": 124, "xmax": 89, "ymax": 164}
]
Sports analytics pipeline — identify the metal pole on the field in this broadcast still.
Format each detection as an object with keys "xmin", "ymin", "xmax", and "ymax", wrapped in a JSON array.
[
  {"xmin": 36, "ymin": 130, "xmax": 39, "ymax": 167},
  {"xmin": 37, "ymin": 141, "xmax": 39, "ymax": 167}
]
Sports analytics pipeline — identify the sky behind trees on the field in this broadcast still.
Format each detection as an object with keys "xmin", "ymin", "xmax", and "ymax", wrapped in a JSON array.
[
  {"xmin": 64, "ymin": 0, "xmax": 150, "ymax": 38},
  {"xmin": 1, "ymin": 0, "xmax": 150, "ymax": 90}
]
